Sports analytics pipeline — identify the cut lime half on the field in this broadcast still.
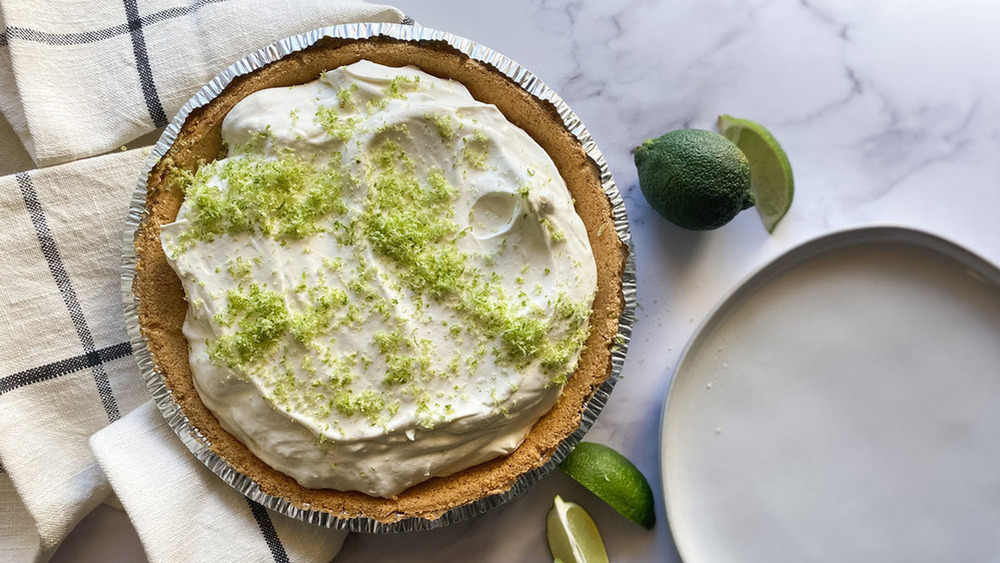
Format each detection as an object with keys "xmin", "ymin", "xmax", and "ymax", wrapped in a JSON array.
[
  {"xmin": 717, "ymin": 115, "xmax": 794, "ymax": 233},
  {"xmin": 547, "ymin": 495, "xmax": 610, "ymax": 563}
]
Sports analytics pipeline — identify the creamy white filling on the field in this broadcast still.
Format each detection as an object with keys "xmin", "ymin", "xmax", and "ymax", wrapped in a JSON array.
[{"xmin": 160, "ymin": 60, "xmax": 597, "ymax": 497}]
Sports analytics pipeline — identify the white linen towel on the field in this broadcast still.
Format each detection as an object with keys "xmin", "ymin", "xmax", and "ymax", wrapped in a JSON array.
[
  {"xmin": 0, "ymin": 1, "xmax": 407, "ymax": 561},
  {"xmin": 0, "ymin": 149, "xmax": 150, "ymax": 563},
  {"xmin": 0, "ymin": 0, "xmax": 406, "ymax": 167},
  {"xmin": 91, "ymin": 402, "xmax": 348, "ymax": 562}
]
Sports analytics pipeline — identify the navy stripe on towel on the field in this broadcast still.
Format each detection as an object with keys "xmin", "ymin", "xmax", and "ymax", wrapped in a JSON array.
[
  {"xmin": 246, "ymin": 497, "xmax": 291, "ymax": 563},
  {"xmin": 17, "ymin": 173, "xmax": 121, "ymax": 422},
  {"xmin": 122, "ymin": 0, "xmax": 168, "ymax": 127},
  {"xmin": 0, "ymin": 341, "xmax": 133, "ymax": 396},
  {"xmin": 0, "ymin": 0, "xmax": 231, "ymax": 48}
]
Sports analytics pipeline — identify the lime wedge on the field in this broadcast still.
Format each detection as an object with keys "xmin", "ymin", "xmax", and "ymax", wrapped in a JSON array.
[
  {"xmin": 559, "ymin": 442, "xmax": 656, "ymax": 529},
  {"xmin": 717, "ymin": 115, "xmax": 794, "ymax": 233},
  {"xmin": 547, "ymin": 495, "xmax": 610, "ymax": 563}
]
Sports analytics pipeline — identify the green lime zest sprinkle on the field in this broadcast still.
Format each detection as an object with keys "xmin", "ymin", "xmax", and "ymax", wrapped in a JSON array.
[
  {"xmin": 366, "ymin": 97, "xmax": 389, "ymax": 114},
  {"xmin": 541, "ymin": 217, "xmax": 566, "ymax": 242},
  {"xmin": 384, "ymin": 75, "xmax": 420, "ymax": 99},
  {"xmin": 325, "ymin": 353, "xmax": 357, "ymax": 386},
  {"xmin": 457, "ymin": 282, "xmax": 546, "ymax": 365},
  {"xmin": 176, "ymin": 153, "xmax": 348, "ymax": 249},
  {"xmin": 337, "ymin": 83, "xmax": 359, "ymax": 110},
  {"xmin": 208, "ymin": 283, "xmax": 290, "ymax": 370},
  {"xmin": 423, "ymin": 111, "xmax": 455, "ymax": 140},
  {"xmin": 334, "ymin": 389, "xmax": 386, "ymax": 425},
  {"xmin": 541, "ymin": 293, "xmax": 593, "ymax": 382},
  {"xmin": 490, "ymin": 389, "xmax": 510, "ymax": 417},
  {"xmin": 461, "ymin": 130, "xmax": 490, "ymax": 169},
  {"xmin": 322, "ymin": 256, "xmax": 345, "ymax": 271},
  {"xmin": 372, "ymin": 330, "xmax": 406, "ymax": 354},
  {"xmin": 289, "ymin": 284, "xmax": 348, "ymax": 343},
  {"xmin": 237, "ymin": 126, "xmax": 272, "ymax": 154},
  {"xmin": 315, "ymin": 105, "xmax": 363, "ymax": 142},
  {"xmin": 364, "ymin": 75, "xmax": 421, "ymax": 115},
  {"xmin": 361, "ymin": 141, "xmax": 465, "ymax": 298},
  {"xmin": 226, "ymin": 256, "xmax": 253, "ymax": 280},
  {"xmin": 383, "ymin": 354, "xmax": 416, "ymax": 385}
]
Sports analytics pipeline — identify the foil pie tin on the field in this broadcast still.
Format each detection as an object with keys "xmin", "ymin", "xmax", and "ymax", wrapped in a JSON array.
[{"xmin": 121, "ymin": 22, "xmax": 636, "ymax": 533}]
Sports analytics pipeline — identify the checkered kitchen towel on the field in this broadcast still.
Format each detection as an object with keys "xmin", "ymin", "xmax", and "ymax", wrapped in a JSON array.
[
  {"xmin": 0, "ymin": 0, "xmax": 408, "ymax": 167},
  {"xmin": 0, "ymin": 1, "xmax": 407, "ymax": 561}
]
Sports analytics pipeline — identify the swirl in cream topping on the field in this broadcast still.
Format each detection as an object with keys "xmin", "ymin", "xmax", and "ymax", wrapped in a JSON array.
[{"xmin": 160, "ymin": 60, "xmax": 597, "ymax": 497}]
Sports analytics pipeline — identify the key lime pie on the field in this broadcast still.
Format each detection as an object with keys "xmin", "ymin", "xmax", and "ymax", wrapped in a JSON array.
[{"xmin": 134, "ymin": 39, "xmax": 626, "ymax": 523}]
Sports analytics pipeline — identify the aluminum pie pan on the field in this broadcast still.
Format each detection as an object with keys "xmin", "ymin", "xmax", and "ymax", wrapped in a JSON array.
[{"xmin": 120, "ymin": 22, "xmax": 636, "ymax": 533}]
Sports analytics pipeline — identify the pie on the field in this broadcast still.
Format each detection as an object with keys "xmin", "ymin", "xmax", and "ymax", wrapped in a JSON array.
[{"xmin": 133, "ymin": 36, "xmax": 627, "ymax": 523}]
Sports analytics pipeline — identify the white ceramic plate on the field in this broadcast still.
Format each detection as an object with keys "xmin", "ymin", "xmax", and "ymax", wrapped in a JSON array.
[{"xmin": 660, "ymin": 227, "xmax": 1000, "ymax": 563}]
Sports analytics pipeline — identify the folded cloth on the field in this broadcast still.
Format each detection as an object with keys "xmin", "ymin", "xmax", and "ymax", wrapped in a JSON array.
[
  {"xmin": 91, "ymin": 402, "xmax": 348, "ymax": 562},
  {"xmin": 0, "ymin": 149, "xmax": 151, "ymax": 563},
  {"xmin": 0, "ymin": 2, "xmax": 407, "ymax": 561},
  {"xmin": 0, "ymin": 111, "xmax": 33, "ymax": 176},
  {"xmin": 0, "ymin": 471, "xmax": 39, "ymax": 562},
  {"xmin": 0, "ymin": 0, "xmax": 406, "ymax": 167}
]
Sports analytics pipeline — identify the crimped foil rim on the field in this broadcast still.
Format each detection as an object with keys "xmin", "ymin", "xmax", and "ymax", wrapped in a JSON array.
[{"xmin": 120, "ymin": 22, "xmax": 636, "ymax": 533}]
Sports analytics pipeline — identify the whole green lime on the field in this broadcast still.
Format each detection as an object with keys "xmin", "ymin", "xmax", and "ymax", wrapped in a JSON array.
[{"xmin": 634, "ymin": 129, "xmax": 754, "ymax": 230}]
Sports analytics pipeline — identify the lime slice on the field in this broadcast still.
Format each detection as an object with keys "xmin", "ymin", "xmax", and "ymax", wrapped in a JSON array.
[
  {"xmin": 559, "ymin": 442, "xmax": 656, "ymax": 529},
  {"xmin": 717, "ymin": 115, "xmax": 794, "ymax": 233},
  {"xmin": 546, "ymin": 495, "xmax": 610, "ymax": 563}
]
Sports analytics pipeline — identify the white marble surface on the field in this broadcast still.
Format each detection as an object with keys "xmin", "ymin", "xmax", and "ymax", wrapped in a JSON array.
[{"xmin": 47, "ymin": 0, "xmax": 1000, "ymax": 561}]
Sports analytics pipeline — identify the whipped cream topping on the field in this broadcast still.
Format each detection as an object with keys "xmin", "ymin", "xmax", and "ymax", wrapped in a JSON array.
[{"xmin": 160, "ymin": 60, "xmax": 597, "ymax": 497}]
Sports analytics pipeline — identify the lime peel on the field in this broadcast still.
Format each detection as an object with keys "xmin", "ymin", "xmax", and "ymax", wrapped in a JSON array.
[
  {"xmin": 559, "ymin": 441, "xmax": 656, "ymax": 529},
  {"xmin": 634, "ymin": 129, "xmax": 754, "ymax": 231},
  {"xmin": 717, "ymin": 114, "xmax": 794, "ymax": 233}
]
